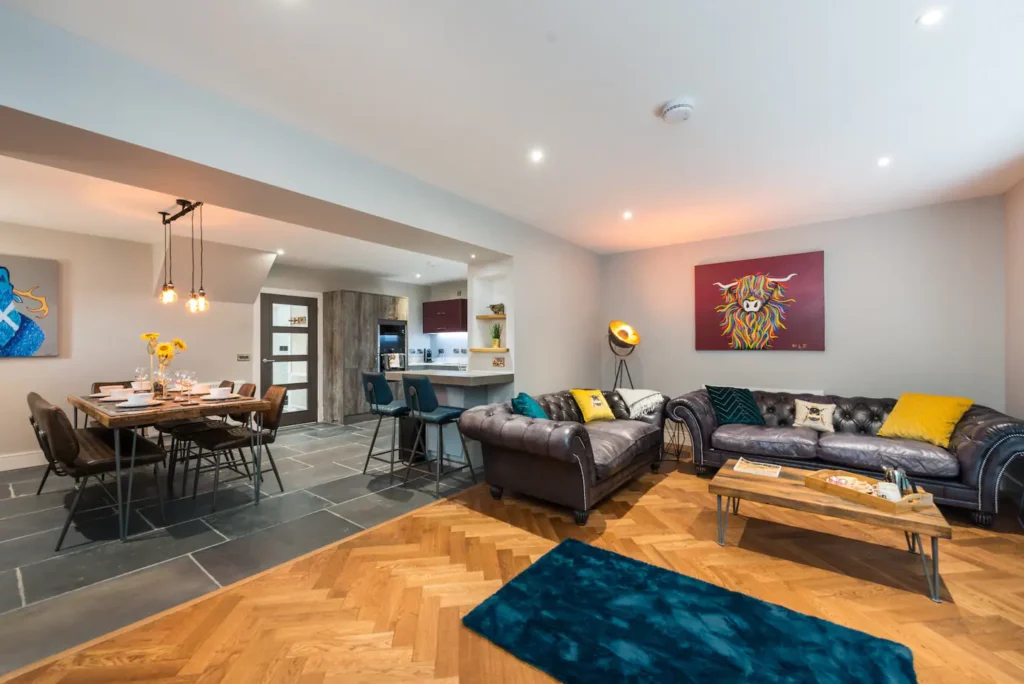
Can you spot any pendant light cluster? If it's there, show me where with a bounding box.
[158,199,209,313]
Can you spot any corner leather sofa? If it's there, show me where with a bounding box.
[459,391,668,524]
[667,390,1024,526]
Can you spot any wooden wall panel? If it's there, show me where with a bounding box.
[323,290,409,422]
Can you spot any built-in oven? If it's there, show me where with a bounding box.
[378,320,407,371]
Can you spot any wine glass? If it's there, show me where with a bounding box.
[180,371,196,402]
[134,367,148,382]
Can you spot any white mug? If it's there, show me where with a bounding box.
[875,482,902,502]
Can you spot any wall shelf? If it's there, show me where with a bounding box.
[475,314,506,320]
[470,347,509,353]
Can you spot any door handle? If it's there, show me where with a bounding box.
[262,358,274,364]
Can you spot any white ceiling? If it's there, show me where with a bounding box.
[7,0,1024,253]
[0,156,468,284]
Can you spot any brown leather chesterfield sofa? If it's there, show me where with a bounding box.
[667,389,1024,526]
[459,390,668,524]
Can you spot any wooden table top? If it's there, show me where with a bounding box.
[708,459,953,539]
[68,394,270,429]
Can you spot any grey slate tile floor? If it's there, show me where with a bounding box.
[0,419,480,675]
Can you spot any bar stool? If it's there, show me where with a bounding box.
[360,372,410,483]
[401,375,477,496]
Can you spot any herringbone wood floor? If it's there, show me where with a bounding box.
[5,461,1024,683]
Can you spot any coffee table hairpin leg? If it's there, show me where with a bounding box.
[912,533,942,603]
[717,495,737,546]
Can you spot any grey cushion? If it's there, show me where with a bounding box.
[585,420,661,480]
[711,424,819,460]
[817,433,960,478]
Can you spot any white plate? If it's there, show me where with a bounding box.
[200,394,241,401]
[115,400,163,409]
[89,392,109,398]
[99,395,134,402]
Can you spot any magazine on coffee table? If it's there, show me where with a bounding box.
[733,457,781,478]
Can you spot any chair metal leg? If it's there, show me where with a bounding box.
[123,431,139,539]
[113,429,125,542]
[154,464,166,524]
[211,450,222,512]
[192,448,204,500]
[265,446,284,492]
[35,464,52,495]
[56,476,88,552]
[362,415,383,474]
[403,423,425,486]
[181,442,191,496]
[239,450,252,479]
[436,424,444,498]
[389,416,398,485]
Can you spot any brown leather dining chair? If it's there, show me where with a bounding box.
[189,386,288,509]
[26,392,166,550]
[90,381,133,394]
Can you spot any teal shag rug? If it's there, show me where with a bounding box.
[463,538,916,683]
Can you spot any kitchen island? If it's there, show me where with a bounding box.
[384,369,514,465]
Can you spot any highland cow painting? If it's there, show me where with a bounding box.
[695,251,824,351]
[0,255,58,357]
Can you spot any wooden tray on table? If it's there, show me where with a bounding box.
[804,469,933,515]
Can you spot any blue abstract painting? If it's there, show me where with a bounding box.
[0,256,57,357]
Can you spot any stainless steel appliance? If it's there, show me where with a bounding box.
[378,320,407,371]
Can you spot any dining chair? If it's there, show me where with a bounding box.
[172,381,257,493]
[90,381,133,394]
[160,381,246,495]
[26,392,166,550]
[360,371,410,483]
[401,375,477,497]
[188,386,288,510]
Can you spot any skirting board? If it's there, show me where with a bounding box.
[0,450,45,472]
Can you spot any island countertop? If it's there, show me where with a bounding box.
[384,370,514,387]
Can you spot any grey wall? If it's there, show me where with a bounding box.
[600,197,1007,409]
[0,222,255,465]
[0,8,603,396]
[1005,180,1024,416]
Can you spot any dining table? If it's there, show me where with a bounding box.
[67,392,271,541]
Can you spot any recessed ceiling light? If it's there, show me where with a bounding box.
[916,8,945,26]
[470,254,476,259]
[415,273,422,279]
[528,148,545,164]
[622,210,634,221]
[877,156,892,168]
[276,249,285,255]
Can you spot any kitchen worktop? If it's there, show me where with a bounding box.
[384,369,513,387]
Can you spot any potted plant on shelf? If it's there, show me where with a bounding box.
[490,322,502,349]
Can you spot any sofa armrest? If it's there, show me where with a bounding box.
[948,407,1024,508]
[459,403,596,483]
[665,390,717,465]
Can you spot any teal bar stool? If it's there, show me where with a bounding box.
[361,371,410,483]
[401,375,477,496]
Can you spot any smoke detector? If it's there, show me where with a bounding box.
[660,98,694,123]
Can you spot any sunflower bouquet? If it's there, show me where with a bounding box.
[140,333,187,396]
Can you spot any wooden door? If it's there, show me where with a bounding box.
[260,293,319,426]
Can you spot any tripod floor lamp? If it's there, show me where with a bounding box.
[608,320,640,389]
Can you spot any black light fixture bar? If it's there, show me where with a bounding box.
[162,198,203,226]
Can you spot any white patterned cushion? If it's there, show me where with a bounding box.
[616,388,663,420]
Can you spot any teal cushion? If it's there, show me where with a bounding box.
[705,386,764,426]
[512,392,549,420]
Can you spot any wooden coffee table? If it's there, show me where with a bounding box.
[708,459,953,602]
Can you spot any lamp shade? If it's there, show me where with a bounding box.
[608,320,640,348]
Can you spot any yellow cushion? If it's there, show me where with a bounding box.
[570,389,615,423]
[877,393,973,448]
